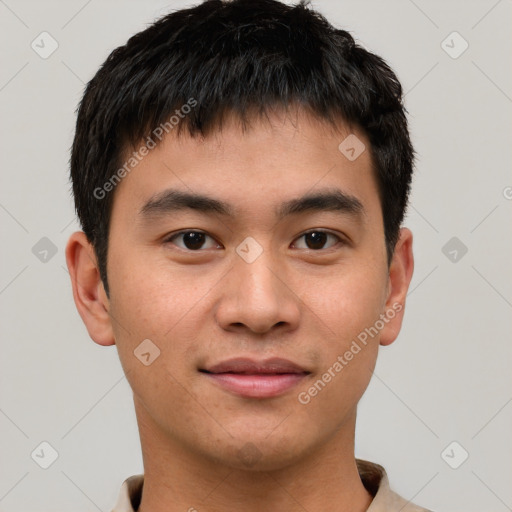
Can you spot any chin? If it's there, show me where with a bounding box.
[203,432,312,472]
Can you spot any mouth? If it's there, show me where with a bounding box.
[199,357,311,399]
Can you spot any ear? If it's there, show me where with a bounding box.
[379,228,414,347]
[65,231,115,346]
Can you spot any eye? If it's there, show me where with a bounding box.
[292,230,342,250]
[165,230,221,251]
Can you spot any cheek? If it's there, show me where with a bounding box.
[107,266,198,421]
[302,263,388,343]
[107,252,216,375]
[296,263,387,403]
[108,251,192,335]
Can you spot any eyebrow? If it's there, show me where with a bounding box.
[139,188,364,222]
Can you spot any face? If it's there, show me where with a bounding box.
[67,107,413,472]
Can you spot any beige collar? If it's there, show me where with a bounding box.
[111,459,432,512]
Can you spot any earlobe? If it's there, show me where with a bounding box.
[379,228,414,347]
[65,231,115,346]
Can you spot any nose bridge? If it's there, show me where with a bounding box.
[214,237,300,334]
[234,234,280,291]
[236,249,280,303]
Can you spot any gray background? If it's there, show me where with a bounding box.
[1,0,511,510]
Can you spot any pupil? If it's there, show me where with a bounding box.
[184,232,205,250]
[306,231,327,250]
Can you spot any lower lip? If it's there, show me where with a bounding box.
[203,372,308,398]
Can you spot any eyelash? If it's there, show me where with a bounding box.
[163,229,345,252]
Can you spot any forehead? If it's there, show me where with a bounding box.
[110,108,380,224]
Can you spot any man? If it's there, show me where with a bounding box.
[65,0,430,510]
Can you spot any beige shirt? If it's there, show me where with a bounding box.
[111,459,432,511]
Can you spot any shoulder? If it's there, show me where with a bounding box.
[356,459,434,512]
[111,474,144,512]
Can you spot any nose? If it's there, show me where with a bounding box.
[214,248,301,336]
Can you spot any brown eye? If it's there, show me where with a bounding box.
[167,231,220,251]
[293,230,341,250]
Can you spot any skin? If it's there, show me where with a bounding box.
[66,106,413,512]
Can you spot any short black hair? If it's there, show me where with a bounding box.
[70,0,415,298]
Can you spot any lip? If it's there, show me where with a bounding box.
[200,357,310,399]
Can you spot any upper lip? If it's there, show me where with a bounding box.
[201,357,310,374]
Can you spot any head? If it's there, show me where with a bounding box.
[66,0,414,471]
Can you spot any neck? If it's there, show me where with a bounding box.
[134,397,373,512]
